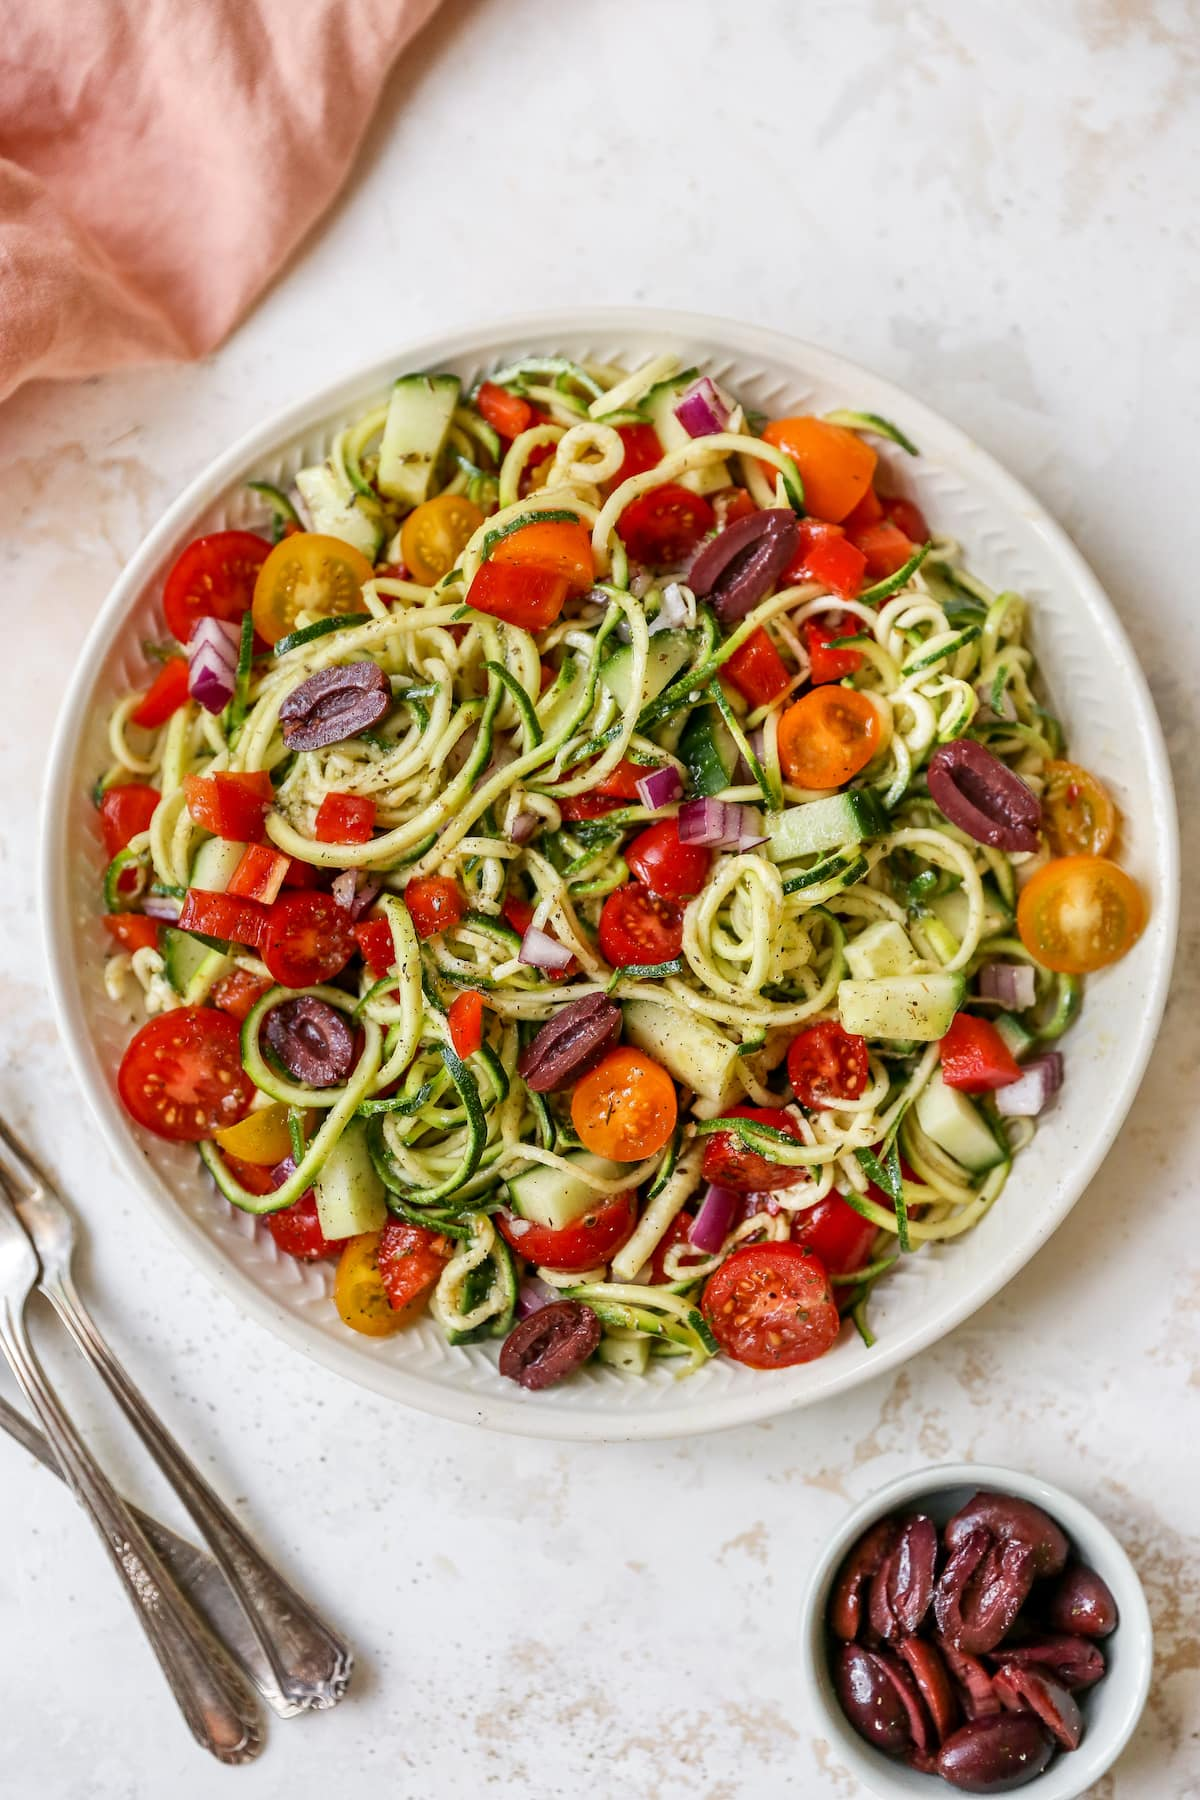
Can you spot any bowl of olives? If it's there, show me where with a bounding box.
[800,1464,1152,1797]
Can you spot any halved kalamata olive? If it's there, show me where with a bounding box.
[687,508,799,623]
[1045,1564,1118,1638]
[516,993,622,1093]
[945,1492,1069,1578]
[991,1635,1105,1690]
[280,660,391,751]
[833,1643,913,1758]
[934,1526,992,1647]
[927,741,1042,854]
[888,1513,939,1636]
[958,1540,1037,1655]
[869,1544,902,1640]
[263,996,355,1087]
[829,1518,900,1641]
[498,1300,601,1390]
[992,1663,1083,1751]
[935,1715,1054,1792]
[939,1640,1002,1719]
[875,1649,933,1755]
[897,1636,960,1743]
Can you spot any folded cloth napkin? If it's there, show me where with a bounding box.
[0,0,441,404]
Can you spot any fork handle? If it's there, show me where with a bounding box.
[45,1271,351,1714]
[0,1297,262,1764]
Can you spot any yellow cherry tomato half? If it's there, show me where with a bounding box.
[571,1047,678,1162]
[333,1232,406,1337]
[1041,760,1117,858]
[251,532,375,646]
[212,1102,294,1166]
[1017,855,1145,974]
[399,494,485,587]
[777,686,884,790]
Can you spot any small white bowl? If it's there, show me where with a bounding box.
[800,1463,1153,1799]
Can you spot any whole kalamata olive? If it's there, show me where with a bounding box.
[498,1300,601,1390]
[945,1492,1069,1578]
[833,1643,913,1759]
[1045,1564,1118,1638]
[927,741,1042,854]
[829,1518,899,1641]
[263,996,355,1087]
[516,993,622,1093]
[897,1636,960,1744]
[992,1663,1083,1751]
[991,1635,1105,1690]
[687,508,799,622]
[936,1715,1054,1792]
[888,1513,939,1637]
[280,660,391,751]
[939,1640,1001,1720]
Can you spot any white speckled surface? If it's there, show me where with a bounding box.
[0,2,1197,1794]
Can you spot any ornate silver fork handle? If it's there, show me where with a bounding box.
[0,1118,351,1716]
[0,1235,262,1763]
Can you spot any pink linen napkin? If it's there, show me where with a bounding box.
[0,0,441,404]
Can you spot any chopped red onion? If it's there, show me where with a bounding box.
[649,581,694,635]
[140,894,183,922]
[187,616,239,713]
[736,810,768,851]
[995,1053,1063,1117]
[677,797,750,849]
[636,765,683,811]
[510,811,540,845]
[331,871,357,911]
[689,1184,739,1253]
[674,376,733,439]
[516,1273,556,1316]
[350,877,381,919]
[978,962,1037,1010]
[519,925,573,971]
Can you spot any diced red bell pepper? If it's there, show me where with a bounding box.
[558,757,648,818]
[177,887,270,950]
[722,627,791,708]
[403,877,466,940]
[211,967,273,1022]
[476,381,534,440]
[99,783,160,859]
[939,1013,1022,1093]
[184,770,274,841]
[282,856,325,889]
[803,615,863,685]
[712,486,758,529]
[848,519,914,580]
[447,989,485,1059]
[131,658,190,729]
[464,560,570,631]
[226,844,291,905]
[785,520,866,598]
[314,792,376,845]
[842,486,885,532]
[102,914,160,953]
[354,917,396,978]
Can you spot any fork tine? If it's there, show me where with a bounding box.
[0,1114,54,1200]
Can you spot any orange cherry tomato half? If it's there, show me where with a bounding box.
[759,418,876,524]
[571,1047,678,1162]
[490,518,595,596]
[702,1243,840,1369]
[251,532,375,646]
[777,687,883,789]
[1041,761,1117,858]
[1017,856,1145,974]
[334,1233,406,1336]
[117,1006,255,1142]
[400,494,485,587]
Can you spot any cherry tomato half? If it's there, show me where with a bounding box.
[1041,761,1117,858]
[701,1104,807,1192]
[99,783,159,859]
[939,1013,1021,1092]
[376,1220,452,1314]
[251,532,375,646]
[261,891,356,987]
[163,530,271,646]
[571,1047,678,1162]
[759,418,876,524]
[702,1242,840,1368]
[791,1194,877,1277]
[787,1021,870,1110]
[117,1007,255,1141]
[619,484,714,566]
[777,687,883,790]
[612,423,663,486]
[334,1233,404,1337]
[598,884,684,966]
[1017,856,1145,974]
[400,495,484,586]
[267,1192,342,1261]
[625,819,712,901]
[498,1191,636,1274]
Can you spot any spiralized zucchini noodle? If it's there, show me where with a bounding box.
[95,350,1086,1382]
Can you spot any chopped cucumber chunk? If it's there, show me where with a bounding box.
[844,921,919,982]
[679,703,738,796]
[767,790,886,862]
[915,1072,1007,1173]
[294,464,384,559]
[314,1119,388,1240]
[600,629,692,713]
[622,999,742,1108]
[506,1151,626,1233]
[377,373,460,508]
[161,929,232,1004]
[189,837,245,892]
[837,972,966,1041]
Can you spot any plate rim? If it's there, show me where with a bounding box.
[39,305,1180,1441]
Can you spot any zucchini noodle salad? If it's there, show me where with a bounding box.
[95,351,1147,1390]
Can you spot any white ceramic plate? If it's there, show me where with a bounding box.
[41,309,1178,1441]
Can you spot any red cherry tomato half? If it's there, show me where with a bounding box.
[625,819,712,901]
[99,783,160,859]
[476,381,534,440]
[701,1104,807,1192]
[702,1243,840,1368]
[497,1190,637,1274]
[163,530,271,646]
[787,1020,870,1109]
[791,1194,877,1277]
[938,1013,1021,1093]
[598,884,685,966]
[618,484,714,566]
[267,1192,342,1260]
[376,1220,452,1314]
[261,891,356,987]
[612,423,663,486]
[117,1006,255,1142]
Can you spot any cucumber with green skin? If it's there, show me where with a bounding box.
[679,703,738,796]
[600,629,693,713]
[189,837,245,891]
[915,1071,1008,1173]
[641,370,731,496]
[844,920,919,982]
[622,999,742,1109]
[314,1118,388,1240]
[767,789,886,862]
[506,1150,627,1233]
[161,928,232,1005]
[377,373,460,508]
[294,463,385,559]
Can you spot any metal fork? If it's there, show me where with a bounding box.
[0,1185,263,1762]
[0,1117,351,1717]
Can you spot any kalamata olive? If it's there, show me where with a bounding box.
[939,1640,1001,1720]
[936,1715,1054,1792]
[927,741,1042,854]
[959,1540,1037,1655]
[897,1636,960,1743]
[833,1643,913,1758]
[934,1526,991,1646]
[498,1300,601,1390]
[876,1649,933,1754]
[869,1545,902,1640]
[992,1663,1083,1751]
[280,660,391,751]
[263,996,355,1087]
[829,1518,899,1641]
[888,1513,939,1636]
[1045,1564,1118,1638]
[991,1635,1105,1690]
[945,1491,1069,1578]
[687,508,799,622]
[516,993,622,1093]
